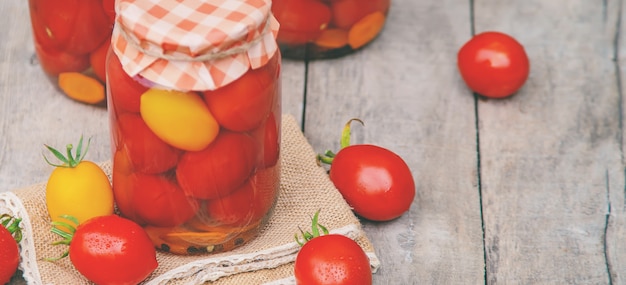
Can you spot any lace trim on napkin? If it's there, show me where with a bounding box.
[0,191,44,285]
[147,224,381,285]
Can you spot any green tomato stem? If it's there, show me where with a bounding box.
[340,118,364,149]
[45,215,80,262]
[0,214,22,243]
[43,136,91,168]
[294,210,329,246]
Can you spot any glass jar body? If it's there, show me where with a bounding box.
[106,50,282,255]
[28,0,114,106]
[272,0,390,60]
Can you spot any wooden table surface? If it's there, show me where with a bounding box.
[3,0,626,284]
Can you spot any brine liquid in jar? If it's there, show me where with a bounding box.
[28,0,114,106]
[107,0,282,255]
[271,0,390,60]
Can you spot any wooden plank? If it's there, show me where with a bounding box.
[609,1,626,283]
[303,0,485,283]
[475,0,624,283]
[280,59,306,127]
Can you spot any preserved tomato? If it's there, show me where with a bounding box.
[272,0,390,59]
[28,0,113,106]
[107,0,281,255]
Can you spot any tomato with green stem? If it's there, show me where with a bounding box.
[457,31,530,98]
[47,215,157,285]
[294,211,372,285]
[44,136,115,228]
[318,119,415,221]
[0,214,22,284]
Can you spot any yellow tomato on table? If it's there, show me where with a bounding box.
[44,137,114,227]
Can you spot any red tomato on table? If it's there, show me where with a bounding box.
[457,31,530,98]
[0,215,21,284]
[329,144,415,221]
[63,215,157,285]
[319,119,415,221]
[295,234,371,285]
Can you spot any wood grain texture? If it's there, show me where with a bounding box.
[303,0,485,283]
[475,0,624,283]
[3,0,626,284]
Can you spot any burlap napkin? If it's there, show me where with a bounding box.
[0,114,380,285]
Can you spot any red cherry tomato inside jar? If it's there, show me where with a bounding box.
[457,31,530,98]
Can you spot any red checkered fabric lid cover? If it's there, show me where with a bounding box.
[112,0,279,91]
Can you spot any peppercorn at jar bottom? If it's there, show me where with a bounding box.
[272,0,390,60]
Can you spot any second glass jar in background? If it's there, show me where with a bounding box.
[28,0,114,106]
[271,0,391,60]
[107,0,282,255]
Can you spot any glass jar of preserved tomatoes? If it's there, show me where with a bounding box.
[271,0,390,60]
[107,0,282,255]
[28,0,114,106]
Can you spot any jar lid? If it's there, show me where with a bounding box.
[112,0,279,91]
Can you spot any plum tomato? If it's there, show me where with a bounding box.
[294,211,372,285]
[319,119,415,221]
[32,0,111,55]
[126,173,199,227]
[329,144,415,221]
[0,215,22,285]
[29,0,80,50]
[295,235,372,285]
[52,215,157,285]
[112,150,146,224]
[89,38,110,82]
[457,31,530,98]
[44,137,115,228]
[272,0,332,44]
[203,55,278,132]
[176,131,257,200]
[115,113,181,174]
[34,43,90,76]
[106,51,150,113]
[204,168,278,226]
[330,0,390,29]
[249,112,280,168]
[140,89,220,151]
[102,0,116,23]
